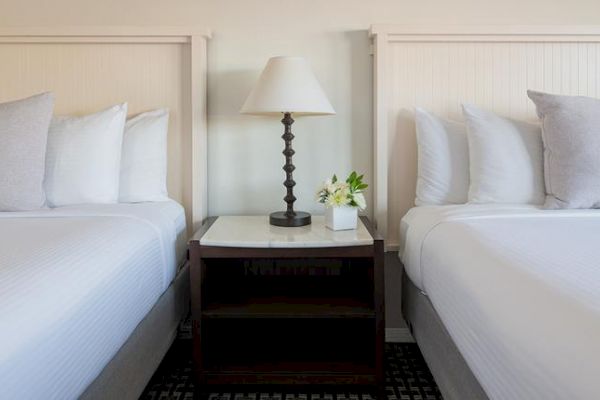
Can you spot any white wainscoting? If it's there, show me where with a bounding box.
[370,26,600,249]
[0,27,210,232]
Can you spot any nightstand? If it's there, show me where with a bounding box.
[189,216,384,393]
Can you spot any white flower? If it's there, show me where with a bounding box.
[316,174,368,208]
[353,192,367,210]
[326,189,351,207]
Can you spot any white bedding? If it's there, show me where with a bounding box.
[0,200,186,399]
[399,205,600,400]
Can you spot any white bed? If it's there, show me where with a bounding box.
[400,205,600,400]
[0,200,187,399]
[368,26,600,399]
[0,27,209,399]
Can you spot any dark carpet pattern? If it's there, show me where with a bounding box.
[141,341,442,400]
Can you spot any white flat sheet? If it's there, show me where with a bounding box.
[399,205,600,400]
[0,200,186,400]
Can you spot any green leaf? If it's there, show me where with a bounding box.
[332,174,337,183]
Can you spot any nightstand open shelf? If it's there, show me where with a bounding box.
[202,297,375,319]
[189,216,384,392]
[201,317,376,384]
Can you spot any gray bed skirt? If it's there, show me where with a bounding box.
[402,271,489,400]
[81,263,190,400]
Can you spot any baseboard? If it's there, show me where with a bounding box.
[385,328,414,343]
[385,243,400,252]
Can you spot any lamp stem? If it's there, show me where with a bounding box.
[281,112,296,216]
[268,112,310,227]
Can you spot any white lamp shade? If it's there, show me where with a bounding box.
[241,56,335,116]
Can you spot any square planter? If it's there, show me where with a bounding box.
[325,206,358,231]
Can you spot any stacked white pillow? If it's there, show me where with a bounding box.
[43,103,170,207]
[119,109,170,203]
[414,108,469,205]
[45,104,128,207]
[415,105,545,206]
[462,104,545,205]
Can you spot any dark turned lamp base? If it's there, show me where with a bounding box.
[269,211,311,227]
[269,112,312,228]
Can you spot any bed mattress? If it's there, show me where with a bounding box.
[399,204,600,400]
[0,200,186,399]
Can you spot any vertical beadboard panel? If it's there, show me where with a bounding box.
[383,39,600,247]
[589,44,598,97]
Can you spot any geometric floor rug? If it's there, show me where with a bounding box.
[141,340,442,400]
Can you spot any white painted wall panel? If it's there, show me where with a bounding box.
[0,30,209,231]
[375,32,600,247]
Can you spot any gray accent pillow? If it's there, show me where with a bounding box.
[0,93,54,211]
[528,90,600,209]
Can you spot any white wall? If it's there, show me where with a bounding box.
[4,0,600,218]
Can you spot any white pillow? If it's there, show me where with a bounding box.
[119,109,170,203]
[0,92,54,211]
[462,104,545,204]
[415,108,469,205]
[45,103,127,207]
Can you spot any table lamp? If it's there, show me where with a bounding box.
[241,56,335,227]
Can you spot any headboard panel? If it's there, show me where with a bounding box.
[0,27,210,233]
[370,25,600,249]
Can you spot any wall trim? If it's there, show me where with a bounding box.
[386,243,400,252]
[386,328,414,343]
[370,24,600,41]
[0,26,211,39]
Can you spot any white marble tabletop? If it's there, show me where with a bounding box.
[199,216,374,248]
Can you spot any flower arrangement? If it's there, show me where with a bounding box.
[316,171,368,210]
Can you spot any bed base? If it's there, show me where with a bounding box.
[402,271,489,400]
[81,263,190,400]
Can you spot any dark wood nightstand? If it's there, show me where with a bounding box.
[189,215,384,394]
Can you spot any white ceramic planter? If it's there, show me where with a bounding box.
[325,205,358,231]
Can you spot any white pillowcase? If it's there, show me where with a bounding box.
[415,108,469,205]
[45,103,127,207]
[462,104,545,204]
[0,92,54,211]
[119,109,170,203]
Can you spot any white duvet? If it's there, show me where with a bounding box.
[400,205,600,400]
[0,201,186,400]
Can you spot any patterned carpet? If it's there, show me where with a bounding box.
[141,340,442,400]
